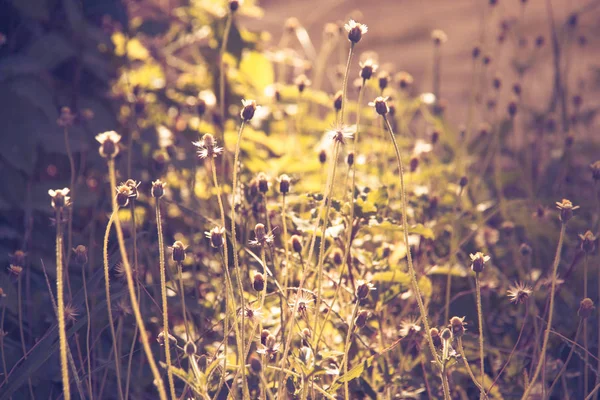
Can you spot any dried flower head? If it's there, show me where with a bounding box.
[249,223,274,247]
[278,174,291,194]
[260,329,270,346]
[170,241,187,263]
[449,316,466,337]
[579,231,597,254]
[64,303,79,323]
[377,71,390,91]
[344,20,368,44]
[184,340,197,356]
[115,184,133,207]
[257,172,269,194]
[253,272,265,292]
[205,226,226,248]
[369,96,389,116]
[399,317,422,337]
[151,179,167,198]
[229,0,241,12]
[192,133,223,159]
[470,252,490,273]
[73,245,88,266]
[356,279,375,300]
[359,59,378,80]
[354,309,371,328]
[319,149,327,164]
[327,126,354,146]
[8,265,23,277]
[257,333,280,360]
[431,29,448,45]
[396,71,414,90]
[95,131,121,158]
[331,248,344,266]
[289,291,314,315]
[124,179,140,200]
[579,298,595,318]
[157,331,177,347]
[440,328,453,341]
[48,188,71,210]
[291,235,303,254]
[242,305,263,323]
[241,99,257,121]
[430,327,442,349]
[507,281,533,304]
[333,90,343,111]
[555,199,579,223]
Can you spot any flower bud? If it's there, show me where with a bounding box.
[430,328,442,349]
[440,328,453,341]
[73,245,88,266]
[257,173,269,194]
[151,180,166,198]
[171,241,186,263]
[240,99,257,121]
[291,235,303,254]
[356,280,372,300]
[333,91,343,111]
[579,298,595,319]
[184,341,197,356]
[354,310,370,328]
[332,249,343,266]
[449,316,466,338]
[253,272,265,292]
[345,20,367,44]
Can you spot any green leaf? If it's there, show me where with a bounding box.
[366,186,389,209]
[409,223,435,239]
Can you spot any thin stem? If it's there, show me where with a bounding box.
[125,200,141,400]
[63,127,76,271]
[457,337,485,394]
[108,159,168,400]
[56,211,71,400]
[382,115,439,365]
[103,212,124,400]
[281,194,290,309]
[441,368,451,400]
[584,253,589,396]
[219,12,233,130]
[156,198,177,400]
[339,44,355,125]
[341,300,360,400]
[82,263,93,400]
[475,273,485,399]
[177,262,191,340]
[547,320,582,396]
[521,222,566,400]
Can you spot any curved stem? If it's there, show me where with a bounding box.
[103,212,124,400]
[475,273,485,399]
[56,211,71,400]
[457,337,485,394]
[382,116,439,365]
[108,159,168,400]
[339,44,355,125]
[521,222,566,400]
[547,320,582,396]
[156,199,177,399]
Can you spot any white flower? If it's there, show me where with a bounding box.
[326,125,355,145]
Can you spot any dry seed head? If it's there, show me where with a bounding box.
[184,340,196,356]
[347,151,355,167]
[327,126,354,146]
[115,184,133,207]
[519,243,532,256]
[48,188,71,210]
[253,272,265,292]
[73,245,88,266]
[151,179,166,198]
[206,226,225,248]
[555,198,579,223]
[356,279,374,300]
[228,0,241,12]
[459,176,469,188]
[354,310,370,328]
[507,281,532,304]
[250,357,262,373]
[449,316,466,337]
[331,248,344,266]
[579,298,595,318]
[319,149,327,164]
[470,252,490,273]
[257,172,269,194]
[410,157,419,172]
[95,131,121,159]
[430,327,442,349]
[344,20,368,44]
[170,241,187,262]
[8,265,23,277]
[472,46,481,59]
[359,59,377,80]
[396,71,413,90]
[192,133,223,159]
[377,71,390,91]
[440,328,453,341]
[240,99,257,121]
[10,250,26,267]
[260,329,270,346]
[157,331,176,347]
[278,174,291,194]
[369,96,389,116]
[125,179,140,200]
[579,231,597,253]
[64,303,79,323]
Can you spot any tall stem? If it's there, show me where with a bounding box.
[56,211,71,400]
[382,116,439,364]
[81,263,93,400]
[339,44,355,125]
[475,273,485,400]
[584,253,589,395]
[177,262,191,339]
[521,222,566,400]
[547,320,582,396]
[156,199,177,399]
[219,12,233,132]
[457,337,485,393]
[63,126,76,271]
[108,159,168,400]
[103,212,124,400]
[341,300,360,400]
[125,200,141,400]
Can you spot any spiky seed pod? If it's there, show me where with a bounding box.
[344,20,367,44]
[95,131,121,159]
[125,179,140,200]
[431,29,448,45]
[206,226,225,248]
[49,188,71,211]
[240,99,257,121]
[257,173,269,194]
[151,180,166,199]
[115,184,132,207]
[356,280,373,300]
[579,231,597,254]
[295,74,311,93]
[369,96,389,116]
[359,59,377,81]
[10,250,26,267]
[470,252,490,273]
[410,157,419,172]
[171,241,186,263]
[555,199,579,223]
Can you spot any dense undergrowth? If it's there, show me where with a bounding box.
[1,0,600,399]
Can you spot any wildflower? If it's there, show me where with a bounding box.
[57,107,75,128]
[449,316,466,337]
[157,331,177,347]
[253,272,265,292]
[359,59,377,80]
[249,223,274,247]
[151,179,166,198]
[507,282,533,304]
[115,184,133,207]
[260,329,270,346]
[356,279,375,300]
[295,74,311,93]
[399,317,422,337]
[48,188,71,210]
[354,310,370,328]
[291,235,303,254]
[95,131,121,158]
[344,20,368,44]
[579,298,595,319]
[242,305,263,324]
[8,265,23,277]
[301,328,312,346]
[64,303,79,323]
[184,341,197,356]
[430,327,442,349]
[256,172,269,194]
[73,245,88,266]
[590,160,600,181]
[369,96,389,116]
[431,29,448,45]
[124,179,140,200]
[327,126,354,145]
[555,199,579,223]
[278,174,291,194]
[470,252,490,273]
[290,291,314,315]
[205,226,226,248]
[257,333,280,360]
[579,231,597,253]
[9,250,26,267]
[240,99,257,121]
[170,241,187,263]
[192,133,223,159]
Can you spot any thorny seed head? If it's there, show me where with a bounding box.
[291,235,303,254]
[151,179,166,199]
[354,310,370,328]
[64,303,79,323]
[579,231,597,254]
[449,316,466,337]
[359,59,377,80]
[507,281,533,304]
[170,241,187,263]
[399,317,422,338]
[470,252,490,273]
[589,160,600,181]
[240,99,257,121]
[333,90,343,111]
[579,298,595,319]
[257,172,269,194]
[431,29,448,45]
[48,188,71,211]
[192,133,223,159]
[327,126,354,146]
[278,174,291,194]
[344,20,368,44]
[73,245,88,266]
[243,306,263,323]
[95,131,121,159]
[369,96,389,116]
[205,226,225,248]
[555,198,579,223]
[57,107,75,128]
[115,184,133,207]
[253,272,265,292]
[125,179,140,200]
[430,328,442,349]
[356,279,374,300]
[295,74,311,93]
